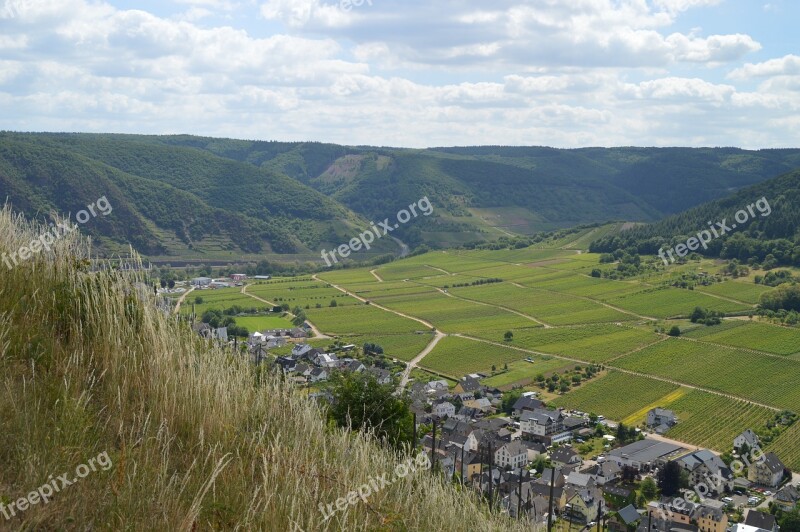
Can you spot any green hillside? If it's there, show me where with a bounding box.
[2,132,800,262]
[591,167,800,266]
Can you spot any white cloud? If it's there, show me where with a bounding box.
[729,54,800,79]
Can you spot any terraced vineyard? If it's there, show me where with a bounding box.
[664,392,776,452]
[253,245,800,471]
[466,324,662,363]
[613,339,800,411]
[420,335,527,377]
[685,321,800,355]
[552,372,680,421]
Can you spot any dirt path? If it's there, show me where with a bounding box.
[369,269,384,282]
[399,331,446,390]
[172,286,195,315]
[313,274,443,387]
[411,280,553,328]
[425,265,454,276]
[240,284,330,340]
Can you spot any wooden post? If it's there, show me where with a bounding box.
[488,441,493,511]
[547,466,556,532]
[431,420,437,473]
[517,466,524,519]
[460,443,465,487]
[412,412,417,453]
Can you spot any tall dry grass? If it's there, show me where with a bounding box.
[0,206,531,531]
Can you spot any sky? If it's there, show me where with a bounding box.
[0,0,798,148]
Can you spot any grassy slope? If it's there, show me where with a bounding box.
[0,208,525,531]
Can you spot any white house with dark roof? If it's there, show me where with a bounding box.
[495,441,529,469]
[747,452,786,488]
[646,408,677,434]
[432,399,456,418]
[521,408,565,438]
[734,429,760,452]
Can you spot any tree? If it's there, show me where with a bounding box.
[657,461,682,497]
[194,296,204,305]
[501,389,522,416]
[668,325,681,337]
[328,372,414,450]
[160,279,167,289]
[641,477,659,500]
[168,280,175,289]
[591,268,602,278]
[504,331,514,341]
[330,299,338,307]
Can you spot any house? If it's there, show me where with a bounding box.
[211,327,228,342]
[747,452,786,488]
[253,275,271,280]
[513,393,544,417]
[693,504,728,532]
[743,510,779,532]
[521,409,565,439]
[230,273,247,281]
[340,359,366,373]
[775,484,800,512]
[505,488,549,523]
[520,440,547,462]
[676,449,734,495]
[432,400,456,419]
[454,406,480,422]
[292,344,313,357]
[734,429,760,452]
[646,408,677,434]
[609,504,643,532]
[289,327,307,339]
[608,439,686,471]
[647,499,696,529]
[550,447,583,468]
[309,367,328,383]
[454,376,483,394]
[368,367,392,385]
[275,356,297,373]
[425,380,450,393]
[495,441,529,470]
[582,460,621,485]
[565,487,605,524]
[566,471,596,491]
[463,397,494,413]
[191,277,212,286]
[314,352,339,368]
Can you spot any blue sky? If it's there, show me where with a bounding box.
[0,0,798,148]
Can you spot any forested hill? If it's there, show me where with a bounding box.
[1,132,800,260]
[590,168,800,266]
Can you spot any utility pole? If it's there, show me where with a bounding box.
[596,501,602,532]
[487,441,493,511]
[517,466,524,519]
[412,413,417,453]
[460,443,465,487]
[431,420,437,473]
[547,466,556,532]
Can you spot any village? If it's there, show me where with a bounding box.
[244,332,797,532]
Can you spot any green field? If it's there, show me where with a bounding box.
[552,372,680,421]
[253,248,800,471]
[420,336,527,377]
[685,321,800,356]
[606,285,752,318]
[234,315,294,331]
[480,358,575,389]
[181,287,269,316]
[613,338,800,411]
[696,281,773,305]
[664,391,775,452]
[467,324,662,363]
